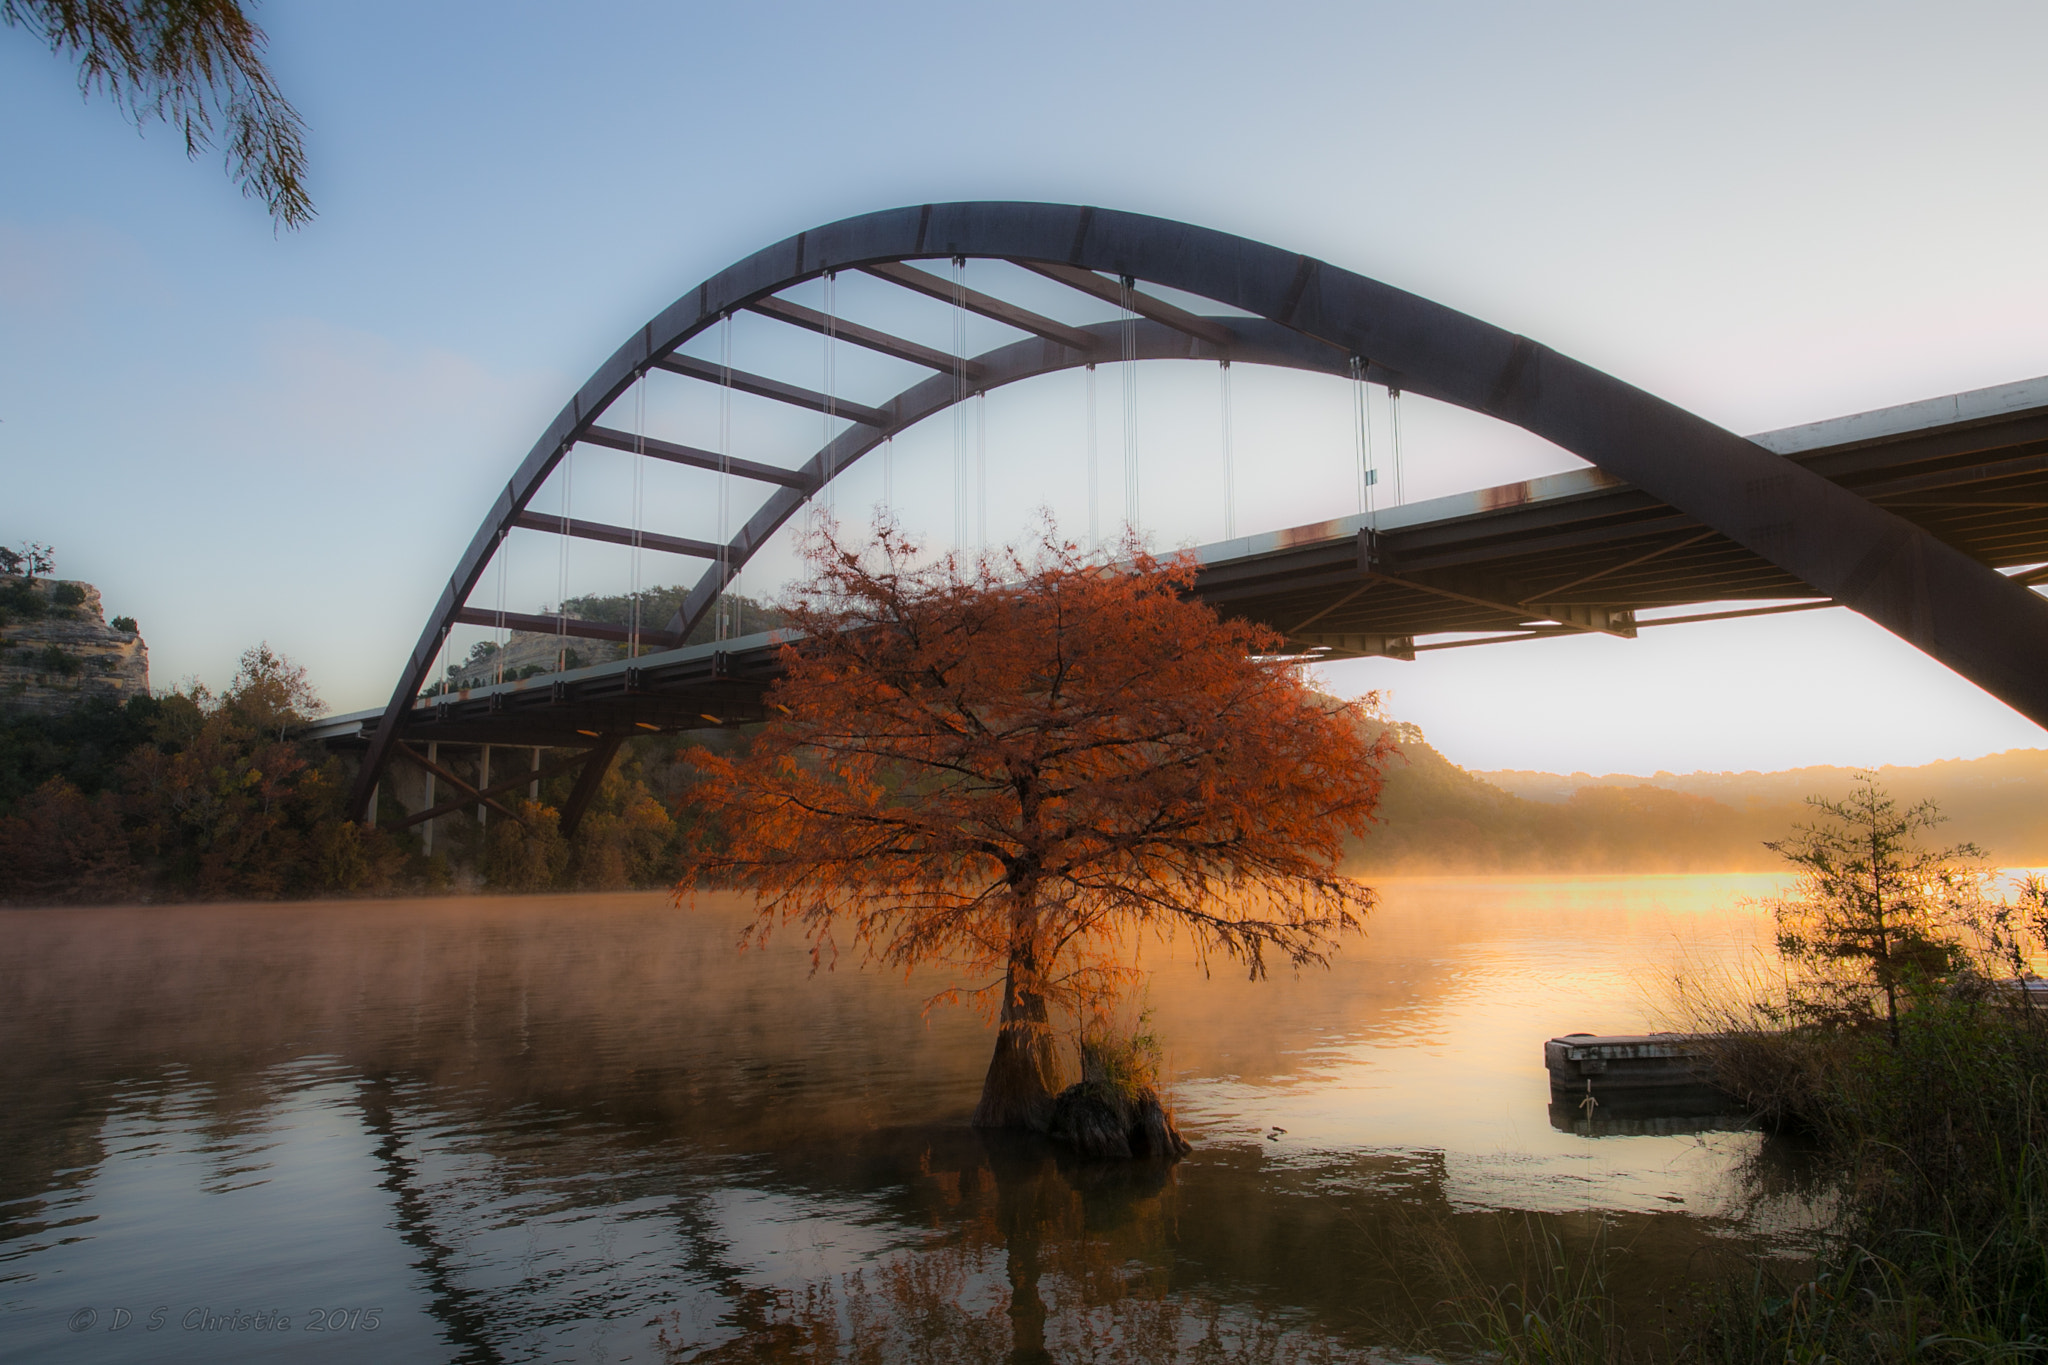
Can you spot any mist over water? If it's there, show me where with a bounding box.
[1,879,1820,1362]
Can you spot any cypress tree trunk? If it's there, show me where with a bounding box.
[971,925,1064,1131]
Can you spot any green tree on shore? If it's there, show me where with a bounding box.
[0,642,705,902]
[1765,773,1980,1043]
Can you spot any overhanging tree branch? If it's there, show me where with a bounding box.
[6,0,313,227]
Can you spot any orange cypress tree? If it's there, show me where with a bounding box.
[677,519,1391,1131]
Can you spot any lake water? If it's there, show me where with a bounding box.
[0,877,1827,1363]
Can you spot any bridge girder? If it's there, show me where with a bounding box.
[346,203,2048,821]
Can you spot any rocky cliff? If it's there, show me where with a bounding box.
[0,578,149,715]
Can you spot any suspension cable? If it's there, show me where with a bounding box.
[1085,362,1098,553]
[1351,355,1374,519]
[1120,275,1138,533]
[1389,385,1405,507]
[820,270,837,516]
[717,311,733,642]
[556,433,574,671]
[882,434,894,514]
[1219,360,1235,540]
[952,256,968,552]
[976,390,987,551]
[493,527,508,685]
[630,372,646,658]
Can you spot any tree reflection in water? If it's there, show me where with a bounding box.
[0,888,1815,1363]
[665,1133,1386,1365]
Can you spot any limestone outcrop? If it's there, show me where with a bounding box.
[444,629,606,691]
[0,578,149,715]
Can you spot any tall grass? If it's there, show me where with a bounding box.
[1708,994,2048,1361]
[1421,984,2048,1363]
[1075,1011,1164,1108]
[1417,1218,1645,1365]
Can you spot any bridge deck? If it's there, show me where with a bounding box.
[301,631,792,750]
[1202,372,2048,657]
[307,373,2048,752]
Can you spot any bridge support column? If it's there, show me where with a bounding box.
[423,741,438,856]
[561,738,622,839]
[529,747,540,803]
[478,745,491,829]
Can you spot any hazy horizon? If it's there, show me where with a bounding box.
[1470,746,2048,783]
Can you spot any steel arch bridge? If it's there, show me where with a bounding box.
[334,201,2048,829]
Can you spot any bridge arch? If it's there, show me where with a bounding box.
[348,202,2048,817]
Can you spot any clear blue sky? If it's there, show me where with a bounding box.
[5,0,2046,775]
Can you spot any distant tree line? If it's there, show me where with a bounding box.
[2,655,1931,902]
[0,643,721,903]
[3,635,2016,901]
[1349,723,1799,874]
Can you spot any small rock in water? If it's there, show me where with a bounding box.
[1049,1082,1132,1159]
[1048,1081,1191,1160]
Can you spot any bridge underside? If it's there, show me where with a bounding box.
[325,641,785,750]
[307,370,2048,797]
[1206,373,2048,658]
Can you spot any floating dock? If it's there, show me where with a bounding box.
[1543,1033,1749,1136]
[1544,1033,1712,1091]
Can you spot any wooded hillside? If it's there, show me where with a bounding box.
[1357,726,2048,873]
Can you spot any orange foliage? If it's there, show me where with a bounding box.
[0,777,134,902]
[677,519,1391,1128]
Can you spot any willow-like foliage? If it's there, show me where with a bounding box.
[6,0,311,227]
